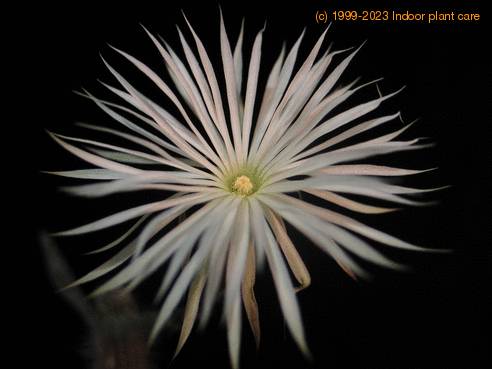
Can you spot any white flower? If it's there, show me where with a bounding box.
[48,13,444,369]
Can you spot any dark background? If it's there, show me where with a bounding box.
[13,0,489,368]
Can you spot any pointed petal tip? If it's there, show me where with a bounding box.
[72,89,85,97]
[138,22,149,32]
[355,77,386,92]
[427,184,452,192]
[99,53,112,71]
[83,249,103,256]
[56,285,71,294]
[59,186,77,195]
[175,24,183,36]
[300,342,313,362]
[396,239,452,253]
[326,21,333,32]
[97,79,114,92]
[45,129,56,138]
[171,350,180,362]
[197,316,208,331]
[141,24,158,43]
[58,278,85,292]
[88,289,102,299]
[261,19,267,32]
[380,207,401,213]
[418,246,453,254]
[419,167,439,174]
[172,340,186,361]
[51,229,73,237]
[219,6,225,23]
[332,45,355,56]
[107,44,127,58]
[148,327,160,347]
[181,9,190,25]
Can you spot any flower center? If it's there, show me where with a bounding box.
[224,165,264,196]
[232,175,254,196]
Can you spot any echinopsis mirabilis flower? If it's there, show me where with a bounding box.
[48,14,443,368]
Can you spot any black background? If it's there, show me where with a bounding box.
[13,0,489,368]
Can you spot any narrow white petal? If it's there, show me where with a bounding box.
[264,208,311,290]
[133,204,190,260]
[78,121,212,179]
[241,242,260,348]
[149,229,217,343]
[64,173,219,198]
[54,132,185,171]
[293,113,400,161]
[182,13,237,167]
[149,197,240,342]
[265,194,446,252]
[54,192,217,236]
[306,190,397,214]
[250,198,310,356]
[224,200,251,317]
[110,42,214,146]
[264,175,433,206]
[91,196,229,296]
[276,26,330,106]
[268,141,425,184]
[88,149,158,165]
[220,12,243,161]
[77,90,185,157]
[306,43,365,110]
[270,86,402,171]
[316,164,431,176]
[249,29,306,158]
[101,57,222,177]
[233,19,245,99]
[86,215,150,255]
[275,205,405,270]
[44,169,127,180]
[48,132,141,175]
[260,195,369,279]
[154,237,193,301]
[295,88,405,158]
[254,27,329,159]
[259,78,383,172]
[196,199,241,327]
[319,221,407,270]
[241,28,263,161]
[227,292,242,369]
[149,33,231,173]
[63,241,135,289]
[255,44,285,131]
[168,29,234,171]
[259,48,333,153]
[174,28,218,124]
[174,267,207,358]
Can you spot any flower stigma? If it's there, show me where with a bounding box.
[232,175,254,196]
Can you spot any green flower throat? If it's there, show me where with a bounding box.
[224,166,265,197]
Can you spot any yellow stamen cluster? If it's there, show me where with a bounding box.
[232,175,254,196]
